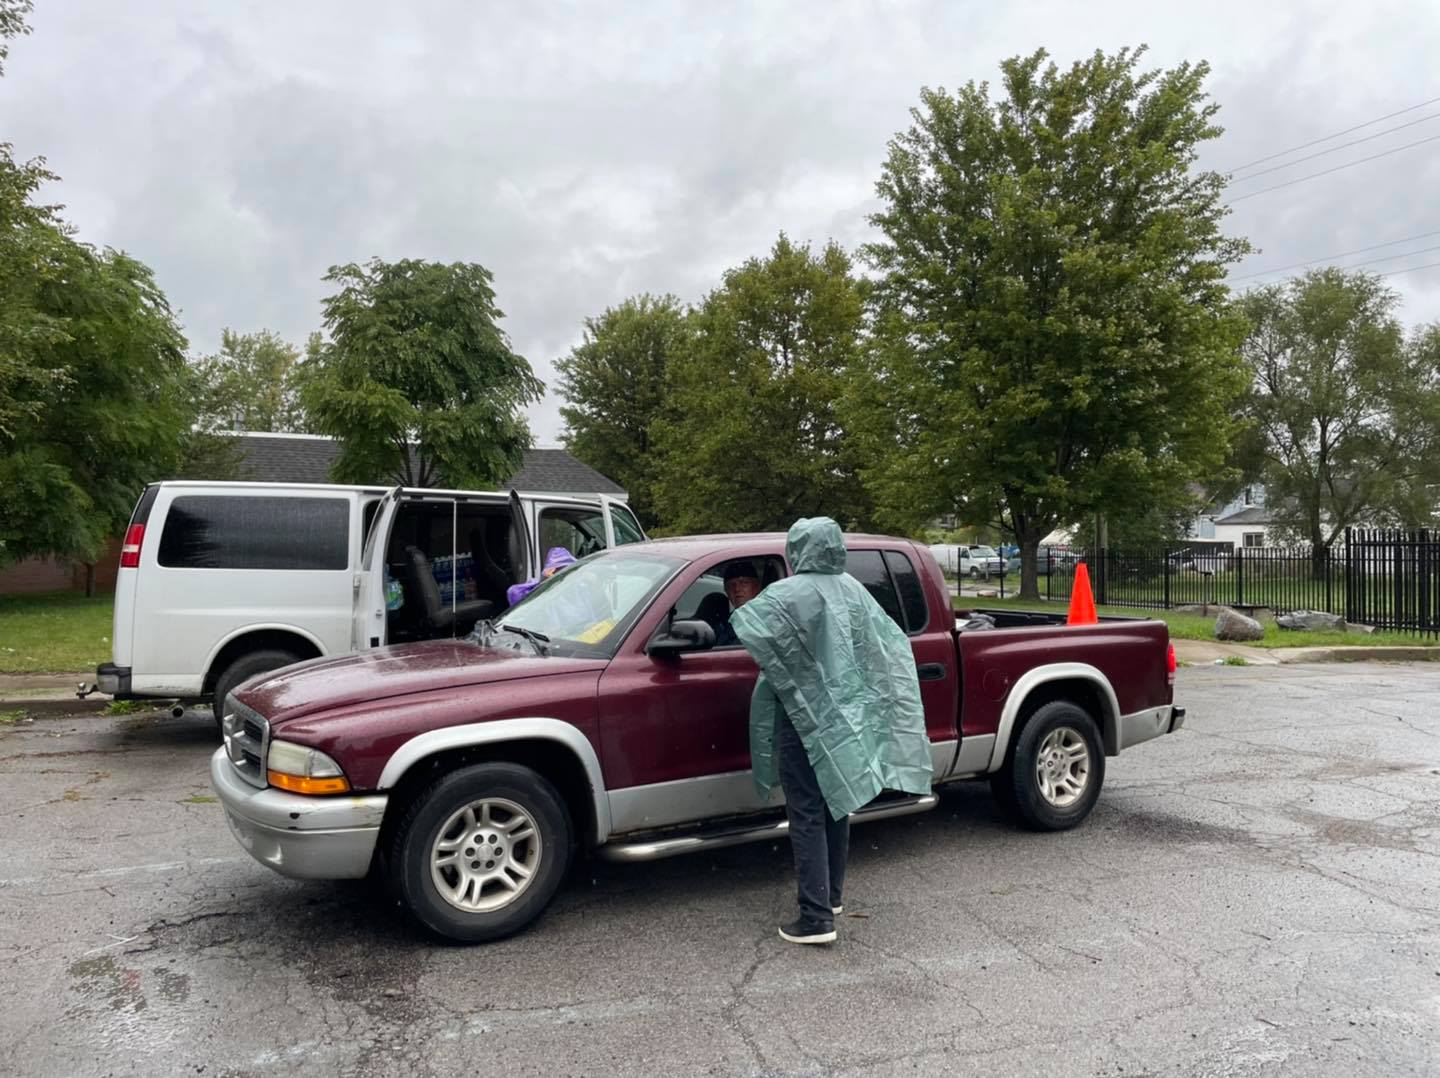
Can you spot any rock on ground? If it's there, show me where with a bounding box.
[1215,606,1264,641]
[1276,610,1346,632]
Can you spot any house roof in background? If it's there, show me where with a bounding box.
[226,433,627,496]
[1214,506,1274,526]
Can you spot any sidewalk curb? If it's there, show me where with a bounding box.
[1174,639,1440,667]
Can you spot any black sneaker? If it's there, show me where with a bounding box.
[778,918,836,945]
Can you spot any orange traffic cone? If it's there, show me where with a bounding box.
[1067,562,1098,625]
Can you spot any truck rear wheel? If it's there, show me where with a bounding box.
[389,762,572,943]
[212,648,301,733]
[991,700,1104,831]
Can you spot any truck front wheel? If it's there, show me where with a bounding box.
[991,701,1105,831]
[389,762,573,943]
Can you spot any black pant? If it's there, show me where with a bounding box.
[777,715,850,925]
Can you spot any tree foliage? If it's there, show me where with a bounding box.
[556,295,687,528]
[652,235,872,533]
[0,220,190,565]
[854,47,1250,597]
[192,328,309,434]
[1240,269,1440,553]
[0,2,193,571]
[299,258,543,488]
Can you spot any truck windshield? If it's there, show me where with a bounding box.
[972,546,997,558]
[497,552,683,657]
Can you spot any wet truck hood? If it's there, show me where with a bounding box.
[232,640,607,725]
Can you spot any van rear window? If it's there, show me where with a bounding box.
[158,496,349,570]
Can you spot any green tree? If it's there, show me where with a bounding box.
[0,238,191,586]
[856,48,1250,598]
[1240,269,1440,568]
[653,235,872,533]
[299,257,543,488]
[0,0,193,590]
[192,328,309,433]
[556,295,687,528]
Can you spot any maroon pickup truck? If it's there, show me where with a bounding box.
[211,533,1182,942]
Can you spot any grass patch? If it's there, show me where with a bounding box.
[956,595,1437,650]
[182,794,218,805]
[1222,656,1249,667]
[0,708,27,725]
[104,699,145,715]
[0,592,114,674]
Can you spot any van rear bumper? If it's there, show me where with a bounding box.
[95,663,131,697]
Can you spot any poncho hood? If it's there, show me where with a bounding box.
[787,517,847,575]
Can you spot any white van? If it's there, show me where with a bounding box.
[92,481,646,722]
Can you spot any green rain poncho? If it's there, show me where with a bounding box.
[731,517,933,820]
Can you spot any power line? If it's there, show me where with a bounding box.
[1226,133,1440,203]
[1231,229,1440,281]
[1376,259,1440,278]
[1228,112,1440,182]
[1224,94,1440,174]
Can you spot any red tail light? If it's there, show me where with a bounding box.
[120,524,145,568]
[1166,642,1177,684]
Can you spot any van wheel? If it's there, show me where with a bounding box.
[211,648,301,732]
[968,567,980,580]
[990,701,1105,831]
[389,762,572,943]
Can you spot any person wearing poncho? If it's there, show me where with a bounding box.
[731,517,933,945]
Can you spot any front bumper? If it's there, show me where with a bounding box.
[209,749,388,880]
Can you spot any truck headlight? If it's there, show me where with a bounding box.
[266,739,351,795]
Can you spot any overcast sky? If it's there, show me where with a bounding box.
[6,1,1439,442]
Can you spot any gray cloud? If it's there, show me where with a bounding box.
[5,1,1439,442]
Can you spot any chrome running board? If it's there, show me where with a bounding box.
[597,794,939,864]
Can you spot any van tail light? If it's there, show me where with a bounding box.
[120,524,145,568]
[1166,642,1177,685]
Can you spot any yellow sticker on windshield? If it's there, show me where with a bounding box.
[574,619,616,644]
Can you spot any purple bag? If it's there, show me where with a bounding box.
[505,546,577,606]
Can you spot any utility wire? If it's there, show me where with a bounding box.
[1376,259,1440,278]
[1224,94,1440,173]
[1228,111,1440,181]
[1226,133,1440,203]
[1231,229,1440,281]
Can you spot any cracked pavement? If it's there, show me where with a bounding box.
[1,664,1438,1077]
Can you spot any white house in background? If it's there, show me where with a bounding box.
[1189,486,1275,548]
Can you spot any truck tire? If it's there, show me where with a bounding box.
[991,700,1105,831]
[389,762,572,944]
[212,648,302,733]
[968,566,980,580]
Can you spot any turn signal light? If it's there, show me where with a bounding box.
[267,771,351,795]
[1166,642,1177,684]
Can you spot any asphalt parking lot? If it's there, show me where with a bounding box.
[2,663,1438,1077]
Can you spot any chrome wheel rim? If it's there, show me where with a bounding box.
[430,797,541,913]
[1035,727,1090,808]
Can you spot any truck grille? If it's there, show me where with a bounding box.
[221,694,269,788]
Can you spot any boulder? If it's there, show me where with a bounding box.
[1173,604,1212,615]
[1214,607,1264,642]
[1344,622,1376,635]
[1275,610,1346,632]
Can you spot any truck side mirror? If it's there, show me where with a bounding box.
[648,618,716,658]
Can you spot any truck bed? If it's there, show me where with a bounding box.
[951,608,1172,745]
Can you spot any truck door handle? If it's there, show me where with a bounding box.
[916,662,946,681]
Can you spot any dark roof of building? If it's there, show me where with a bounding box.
[227,433,626,496]
[1214,506,1274,526]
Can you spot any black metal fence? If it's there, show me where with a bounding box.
[1033,529,1440,636]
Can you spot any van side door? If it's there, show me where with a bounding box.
[352,486,403,650]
